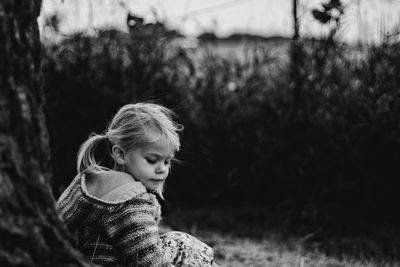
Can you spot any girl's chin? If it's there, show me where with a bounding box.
[144,181,163,192]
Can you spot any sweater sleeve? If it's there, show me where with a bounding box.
[105,193,162,266]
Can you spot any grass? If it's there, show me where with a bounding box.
[195,230,395,266]
[161,208,400,267]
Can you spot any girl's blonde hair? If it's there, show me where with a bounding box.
[77,102,182,196]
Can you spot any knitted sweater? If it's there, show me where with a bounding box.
[56,174,163,266]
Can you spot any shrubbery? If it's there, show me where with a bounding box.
[43,29,400,228]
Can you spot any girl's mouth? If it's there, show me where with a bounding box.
[149,178,164,183]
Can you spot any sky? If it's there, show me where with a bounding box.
[39,0,400,44]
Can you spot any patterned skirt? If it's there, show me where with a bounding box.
[161,231,216,267]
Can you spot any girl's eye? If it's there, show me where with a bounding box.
[165,160,171,166]
[146,158,157,164]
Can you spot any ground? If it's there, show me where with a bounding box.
[160,208,399,267]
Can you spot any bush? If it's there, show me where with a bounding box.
[43,29,400,228]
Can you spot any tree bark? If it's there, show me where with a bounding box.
[0,1,91,266]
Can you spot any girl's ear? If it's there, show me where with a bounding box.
[112,145,126,165]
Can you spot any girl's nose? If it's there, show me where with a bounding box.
[156,163,168,174]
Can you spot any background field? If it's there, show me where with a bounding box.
[42,17,400,265]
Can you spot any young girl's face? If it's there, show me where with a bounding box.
[123,137,175,192]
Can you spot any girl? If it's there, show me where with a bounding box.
[57,103,217,266]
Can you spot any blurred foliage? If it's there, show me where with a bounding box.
[312,0,346,42]
[42,26,400,229]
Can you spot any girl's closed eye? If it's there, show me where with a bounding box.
[146,157,157,164]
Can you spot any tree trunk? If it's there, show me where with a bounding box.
[0,1,91,266]
[283,0,304,125]
[292,0,299,40]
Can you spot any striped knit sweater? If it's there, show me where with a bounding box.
[56,174,163,266]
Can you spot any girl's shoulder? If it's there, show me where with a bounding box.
[84,171,148,203]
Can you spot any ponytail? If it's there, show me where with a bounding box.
[76,133,108,174]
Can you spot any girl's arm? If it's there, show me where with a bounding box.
[106,193,163,266]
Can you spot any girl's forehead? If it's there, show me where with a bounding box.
[140,137,176,155]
